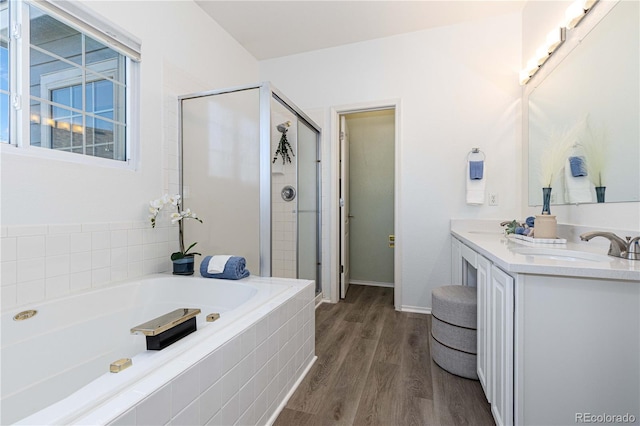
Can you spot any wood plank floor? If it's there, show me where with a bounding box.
[274,285,494,426]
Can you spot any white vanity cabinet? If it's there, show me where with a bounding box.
[451,237,462,285]
[452,236,513,425]
[489,265,513,426]
[476,255,491,402]
[454,238,514,426]
[451,230,640,426]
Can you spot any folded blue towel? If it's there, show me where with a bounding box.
[469,161,484,180]
[569,156,587,177]
[200,256,250,280]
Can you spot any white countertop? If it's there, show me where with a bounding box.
[451,223,640,282]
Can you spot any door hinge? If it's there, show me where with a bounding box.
[339,131,344,141]
[340,265,344,273]
[12,23,21,39]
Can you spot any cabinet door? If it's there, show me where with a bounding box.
[490,265,514,426]
[476,255,491,402]
[451,237,462,285]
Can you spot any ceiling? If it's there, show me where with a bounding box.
[195,1,525,60]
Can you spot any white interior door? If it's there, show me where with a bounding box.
[340,116,350,298]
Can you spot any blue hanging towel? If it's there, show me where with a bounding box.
[569,156,588,177]
[469,160,484,180]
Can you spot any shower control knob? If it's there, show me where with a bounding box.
[281,186,296,202]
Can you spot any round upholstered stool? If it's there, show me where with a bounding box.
[431,285,478,380]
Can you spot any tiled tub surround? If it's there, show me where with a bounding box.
[2,275,316,425]
[0,217,179,310]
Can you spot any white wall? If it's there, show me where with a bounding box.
[521,0,640,231]
[260,13,522,310]
[1,1,259,309]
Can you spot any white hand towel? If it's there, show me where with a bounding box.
[207,255,233,274]
[466,159,485,205]
[563,159,593,204]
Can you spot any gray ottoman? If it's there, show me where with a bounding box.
[431,285,478,380]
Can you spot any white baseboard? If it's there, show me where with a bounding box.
[266,355,318,425]
[314,293,324,308]
[350,280,394,288]
[316,297,331,308]
[401,305,432,315]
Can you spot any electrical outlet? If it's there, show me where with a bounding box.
[489,193,499,206]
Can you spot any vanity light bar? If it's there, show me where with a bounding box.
[519,28,566,85]
[566,0,599,29]
[519,0,598,85]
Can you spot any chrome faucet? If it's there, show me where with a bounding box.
[579,232,640,260]
[627,236,640,260]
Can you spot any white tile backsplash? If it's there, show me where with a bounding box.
[45,275,70,299]
[1,261,17,286]
[7,225,48,237]
[45,254,70,278]
[0,221,175,310]
[1,285,17,309]
[91,231,111,251]
[70,251,92,273]
[17,236,45,259]
[136,385,172,426]
[2,237,17,261]
[46,235,70,256]
[16,279,45,305]
[17,258,45,283]
[70,233,92,253]
[171,366,200,416]
[110,230,128,248]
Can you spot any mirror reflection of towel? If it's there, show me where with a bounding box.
[564,158,592,204]
[569,156,587,177]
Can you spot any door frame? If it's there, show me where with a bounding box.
[330,99,402,310]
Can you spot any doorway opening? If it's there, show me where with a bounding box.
[338,106,397,305]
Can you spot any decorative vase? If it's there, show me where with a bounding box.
[172,256,195,275]
[595,186,606,203]
[541,187,552,214]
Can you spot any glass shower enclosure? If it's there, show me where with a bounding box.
[178,83,321,293]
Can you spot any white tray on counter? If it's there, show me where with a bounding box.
[508,234,567,244]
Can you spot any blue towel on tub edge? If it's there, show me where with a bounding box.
[200,256,250,280]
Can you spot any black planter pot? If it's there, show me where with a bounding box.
[172,256,195,275]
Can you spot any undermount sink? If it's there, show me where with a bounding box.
[511,248,612,263]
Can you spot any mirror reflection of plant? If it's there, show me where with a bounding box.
[273,126,295,164]
[149,194,203,260]
[580,119,608,188]
[539,121,581,188]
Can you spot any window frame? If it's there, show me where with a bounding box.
[1,0,140,170]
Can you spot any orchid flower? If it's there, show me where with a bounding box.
[148,194,203,259]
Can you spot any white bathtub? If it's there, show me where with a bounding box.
[1,274,316,425]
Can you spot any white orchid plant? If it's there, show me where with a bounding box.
[149,194,203,261]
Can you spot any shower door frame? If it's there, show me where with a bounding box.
[178,82,322,288]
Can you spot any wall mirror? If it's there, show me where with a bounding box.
[528,0,639,206]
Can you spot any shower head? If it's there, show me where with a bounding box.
[277,121,291,133]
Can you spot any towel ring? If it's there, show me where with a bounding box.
[467,148,485,161]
